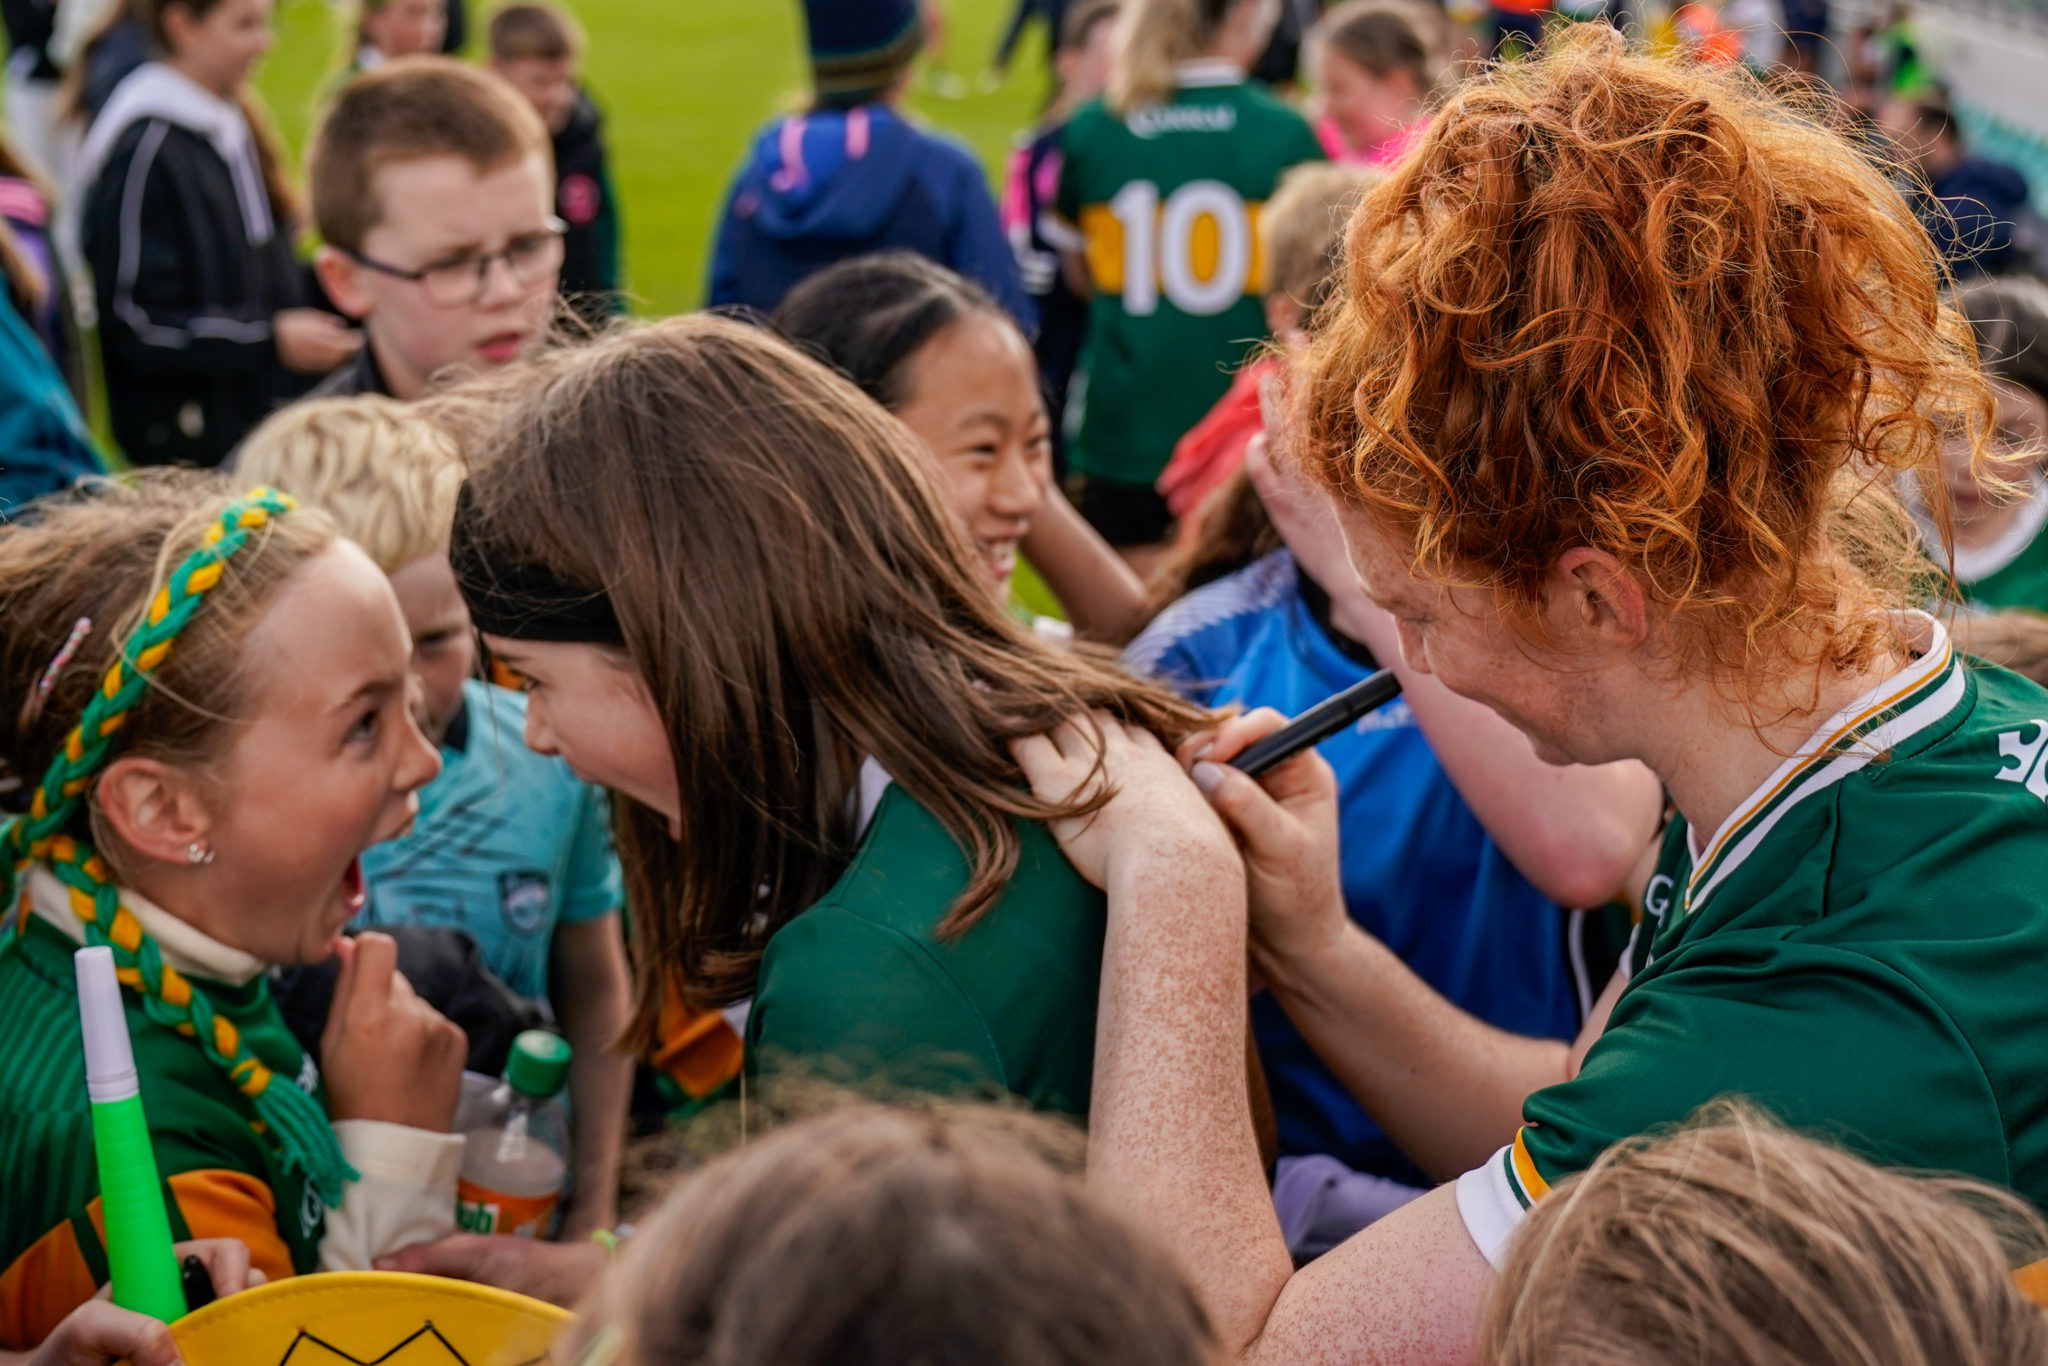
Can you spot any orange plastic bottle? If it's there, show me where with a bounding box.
[454,1030,572,1239]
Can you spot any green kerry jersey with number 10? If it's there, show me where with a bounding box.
[1454,614,2048,1268]
[1051,63,1324,488]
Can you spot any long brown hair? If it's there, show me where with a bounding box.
[1482,1102,2048,1365]
[1293,28,1989,701]
[444,316,1207,1045]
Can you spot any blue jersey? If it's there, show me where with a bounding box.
[1128,552,1581,1181]
[356,680,622,1003]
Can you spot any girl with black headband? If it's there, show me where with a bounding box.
[443,314,1207,1123]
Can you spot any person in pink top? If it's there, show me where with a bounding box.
[1307,2,1439,169]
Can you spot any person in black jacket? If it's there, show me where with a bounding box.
[78,0,360,466]
[487,3,621,324]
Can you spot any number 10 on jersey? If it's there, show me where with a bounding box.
[1089,179,1265,318]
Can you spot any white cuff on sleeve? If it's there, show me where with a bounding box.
[1455,1148,1529,1272]
[318,1121,466,1272]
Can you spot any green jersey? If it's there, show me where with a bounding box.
[1457,619,2048,1265]
[746,777,1104,1117]
[1051,64,1323,488]
[0,913,324,1347]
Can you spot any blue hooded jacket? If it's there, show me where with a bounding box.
[707,104,1033,326]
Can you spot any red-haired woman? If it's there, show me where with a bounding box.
[1016,30,2048,1361]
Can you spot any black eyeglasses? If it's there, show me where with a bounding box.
[345,217,568,308]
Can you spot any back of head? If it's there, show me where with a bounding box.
[566,1105,1215,1366]
[803,0,922,109]
[1482,1105,2048,1366]
[0,471,336,845]
[1262,161,1381,315]
[1309,1,1437,96]
[488,2,580,64]
[1295,29,1990,694]
[1954,274,2048,405]
[1107,0,1236,113]
[234,396,464,574]
[771,251,1007,410]
[308,57,550,253]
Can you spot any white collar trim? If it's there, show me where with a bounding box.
[24,864,268,986]
[1682,612,1960,910]
[1175,59,1245,88]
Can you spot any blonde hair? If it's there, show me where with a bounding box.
[1262,161,1381,314]
[1483,1104,2048,1366]
[1107,0,1238,113]
[234,396,464,574]
[561,1104,1215,1366]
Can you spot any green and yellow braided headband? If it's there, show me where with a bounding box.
[2,488,358,1207]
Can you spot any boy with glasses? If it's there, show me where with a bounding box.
[306,58,560,401]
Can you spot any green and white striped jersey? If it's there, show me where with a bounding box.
[1459,615,2048,1263]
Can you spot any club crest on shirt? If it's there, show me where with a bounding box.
[559,173,602,226]
[497,870,553,937]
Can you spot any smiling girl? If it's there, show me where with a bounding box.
[774,251,1150,644]
[0,474,465,1348]
[441,315,1205,1119]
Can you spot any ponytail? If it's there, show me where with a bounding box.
[1,489,357,1209]
[1106,0,1233,114]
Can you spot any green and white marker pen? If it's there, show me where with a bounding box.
[76,945,186,1324]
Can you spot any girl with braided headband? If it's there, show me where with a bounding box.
[0,471,463,1348]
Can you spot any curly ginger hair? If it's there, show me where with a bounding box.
[1293,28,1995,694]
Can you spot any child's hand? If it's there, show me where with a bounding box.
[320,934,467,1132]
[1009,711,1237,892]
[273,309,362,376]
[9,1240,261,1366]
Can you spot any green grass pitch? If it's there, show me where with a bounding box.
[254,0,1051,317]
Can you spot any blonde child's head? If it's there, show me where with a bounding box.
[1482,1104,2048,1365]
[236,397,475,739]
[1261,160,1381,342]
[0,470,439,1205]
[564,1104,1215,1366]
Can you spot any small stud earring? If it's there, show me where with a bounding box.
[186,842,215,866]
